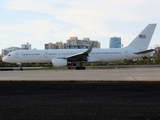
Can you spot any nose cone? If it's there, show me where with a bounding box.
[2,56,6,62]
[2,56,10,63]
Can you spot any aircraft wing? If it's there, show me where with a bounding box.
[134,49,155,54]
[66,42,93,61]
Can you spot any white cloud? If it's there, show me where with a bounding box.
[0,20,57,40]
[5,0,159,27]
[5,0,147,23]
[0,33,6,39]
[6,0,49,12]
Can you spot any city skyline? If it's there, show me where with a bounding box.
[0,0,160,52]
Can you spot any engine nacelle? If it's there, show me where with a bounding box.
[52,59,68,67]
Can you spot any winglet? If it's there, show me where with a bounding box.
[85,42,94,54]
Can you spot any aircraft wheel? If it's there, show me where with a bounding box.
[20,68,23,71]
[82,67,85,70]
[76,66,80,70]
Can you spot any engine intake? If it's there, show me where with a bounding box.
[52,59,68,67]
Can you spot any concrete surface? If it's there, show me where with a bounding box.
[0,67,160,81]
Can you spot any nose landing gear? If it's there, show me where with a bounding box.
[17,63,23,71]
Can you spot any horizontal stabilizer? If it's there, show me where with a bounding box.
[134,49,155,54]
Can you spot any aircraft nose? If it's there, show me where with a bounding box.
[2,56,5,62]
[2,56,7,62]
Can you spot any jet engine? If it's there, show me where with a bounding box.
[52,59,68,67]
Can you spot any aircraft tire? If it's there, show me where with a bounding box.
[76,66,80,70]
[82,67,85,70]
[81,66,85,70]
[20,68,23,71]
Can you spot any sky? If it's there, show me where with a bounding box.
[0,0,160,52]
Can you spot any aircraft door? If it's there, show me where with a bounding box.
[44,51,48,58]
[125,49,128,57]
[15,52,19,58]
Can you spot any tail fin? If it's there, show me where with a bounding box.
[126,24,157,50]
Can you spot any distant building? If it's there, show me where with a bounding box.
[110,37,121,48]
[45,42,64,49]
[2,43,32,56]
[45,37,100,49]
[2,47,21,57]
[66,37,100,49]
[21,42,31,50]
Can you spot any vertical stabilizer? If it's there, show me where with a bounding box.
[126,24,157,50]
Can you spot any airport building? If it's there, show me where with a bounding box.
[2,43,31,56]
[45,37,100,49]
[110,37,121,48]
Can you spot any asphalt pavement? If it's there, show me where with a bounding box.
[0,81,160,120]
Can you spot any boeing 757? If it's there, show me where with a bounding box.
[2,24,157,70]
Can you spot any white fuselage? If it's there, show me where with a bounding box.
[2,48,150,64]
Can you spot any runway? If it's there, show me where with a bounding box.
[0,67,160,81]
[0,81,160,119]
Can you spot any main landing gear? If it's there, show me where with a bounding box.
[73,62,86,70]
[75,66,85,70]
[68,66,85,70]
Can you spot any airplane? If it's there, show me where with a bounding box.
[2,24,157,70]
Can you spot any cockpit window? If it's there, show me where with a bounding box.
[8,54,11,56]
